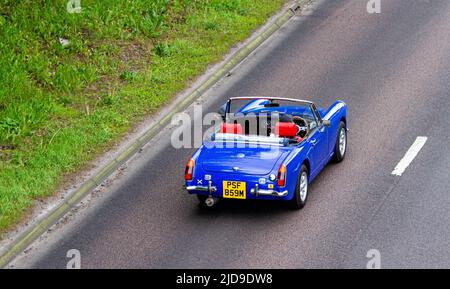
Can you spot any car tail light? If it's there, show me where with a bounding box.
[277,164,287,187]
[185,159,195,181]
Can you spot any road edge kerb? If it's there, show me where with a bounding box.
[0,1,304,268]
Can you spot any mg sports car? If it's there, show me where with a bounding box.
[184,97,348,209]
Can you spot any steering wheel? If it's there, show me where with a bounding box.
[292,116,309,138]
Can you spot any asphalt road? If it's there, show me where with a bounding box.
[14,0,450,268]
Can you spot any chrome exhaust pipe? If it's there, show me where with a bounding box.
[205,197,218,207]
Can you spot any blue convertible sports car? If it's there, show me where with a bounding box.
[184,97,348,209]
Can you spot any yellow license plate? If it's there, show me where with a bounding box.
[222,181,246,199]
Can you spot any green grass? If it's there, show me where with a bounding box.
[0,0,286,234]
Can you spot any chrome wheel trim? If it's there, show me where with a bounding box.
[339,128,346,156]
[299,172,308,202]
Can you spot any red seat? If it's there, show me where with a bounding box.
[220,123,243,134]
[275,122,297,138]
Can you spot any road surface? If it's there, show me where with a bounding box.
[13,0,450,268]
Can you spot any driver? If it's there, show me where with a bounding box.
[292,116,309,138]
[278,114,293,123]
[278,114,308,138]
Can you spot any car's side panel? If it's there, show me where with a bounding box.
[322,101,347,160]
[286,101,347,191]
[307,126,329,179]
[281,146,306,199]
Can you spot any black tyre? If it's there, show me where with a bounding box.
[289,164,309,210]
[333,121,347,163]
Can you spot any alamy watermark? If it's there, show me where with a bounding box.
[67,0,82,14]
[170,104,288,152]
[366,249,381,269]
[66,249,81,269]
[367,0,381,14]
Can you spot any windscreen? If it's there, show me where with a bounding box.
[224,98,317,137]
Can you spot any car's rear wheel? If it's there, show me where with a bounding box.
[333,121,347,163]
[290,164,309,210]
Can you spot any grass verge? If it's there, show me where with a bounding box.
[0,0,286,235]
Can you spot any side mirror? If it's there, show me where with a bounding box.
[218,102,227,121]
[323,120,331,127]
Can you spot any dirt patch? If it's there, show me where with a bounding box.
[120,41,149,65]
[0,145,15,150]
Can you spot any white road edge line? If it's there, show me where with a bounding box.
[391,136,428,176]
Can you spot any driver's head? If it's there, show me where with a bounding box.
[279,114,293,123]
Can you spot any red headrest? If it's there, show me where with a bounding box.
[275,122,297,138]
[220,123,243,134]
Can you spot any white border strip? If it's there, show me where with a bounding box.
[391,136,428,176]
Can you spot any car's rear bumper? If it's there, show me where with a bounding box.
[250,186,288,197]
[184,181,290,200]
[185,181,217,193]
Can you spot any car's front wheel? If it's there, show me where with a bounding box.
[333,121,347,163]
[290,164,309,210]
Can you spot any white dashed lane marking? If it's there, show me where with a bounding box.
[391,136,428,176]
